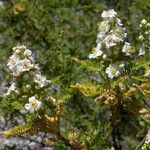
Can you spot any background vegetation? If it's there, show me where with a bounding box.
[0,0,150,149]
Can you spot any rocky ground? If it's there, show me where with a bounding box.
[0,116,53,150]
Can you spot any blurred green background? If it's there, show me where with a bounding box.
[0,0,150,149]
[0,0,149,85]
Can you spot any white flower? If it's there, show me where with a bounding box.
[144,130,150,144]
[9,58,34,76]
[98,21,110,33]
[0,1,4,9]
[24,49,32,56]
[26,84,31,90]
[139,35,144,41]
[25,96,42,112]
[89,50,103,59]
[111,34,123,43]
[138,48,145,56]
[103,34,117,49]
[89,43,103,59]
[12,45,26,53]
[145,140,150,144]
[11,66,22,76]
[145,31,149,35]
[4,83,16,96]
[96,32,105,43]
[105,64,120,79]
[34,73,51,88]
[122,42,135,56]
[147,130,150,140]
[96,21,110,43]
[34,64,40,70]
[102,54,107,59]
[7,54,20,70]
[141,19,147,25]
[113,27,127,42]
[101,9,117,20]
[16,58,34,72]
[119,62,125,68]
[144,69,150,76]
[147,23,150,27]
[8,45,35,76]
[116,18,123,26]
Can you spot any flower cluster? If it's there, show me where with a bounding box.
[139,19,150,56]
[7,44,50,88]
[88,10,150,79]
[88,9,133,79]
[89,9,127,59]
[138,19,150,76]
[7,45,35,76]
[5,44,51,113]
[4,83,18,96]
[0,1,4,10]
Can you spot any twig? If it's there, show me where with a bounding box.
[135,137,146,150]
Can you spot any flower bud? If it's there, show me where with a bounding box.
[141,19,147,25]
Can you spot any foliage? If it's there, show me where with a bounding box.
[0,0,150,150]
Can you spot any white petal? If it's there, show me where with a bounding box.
[141,19,147,25]
[138,48,145,56]
[29,96,36,102]
[25,103,31,110]
[35,101,42,110]
[89,50,103,59]
[24,49,32,56]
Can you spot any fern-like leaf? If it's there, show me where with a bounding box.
[0,115,60,138]
[0,124,31,138]
[132,54,150,70]
[55,88,73,102]
[132,76,150,82]
[141,83,150,98]
[70,80,108,97]
[12,101,24,110]
[73,57,103,72]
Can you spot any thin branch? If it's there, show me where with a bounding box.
[135,137,146,150]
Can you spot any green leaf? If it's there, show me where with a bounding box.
[70,80,108,97]
[132,54,150,70]
[132,75,150,82]
[73,58,103,72]
[12,101,24,110]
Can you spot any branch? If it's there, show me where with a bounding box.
[135,137,146,150]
